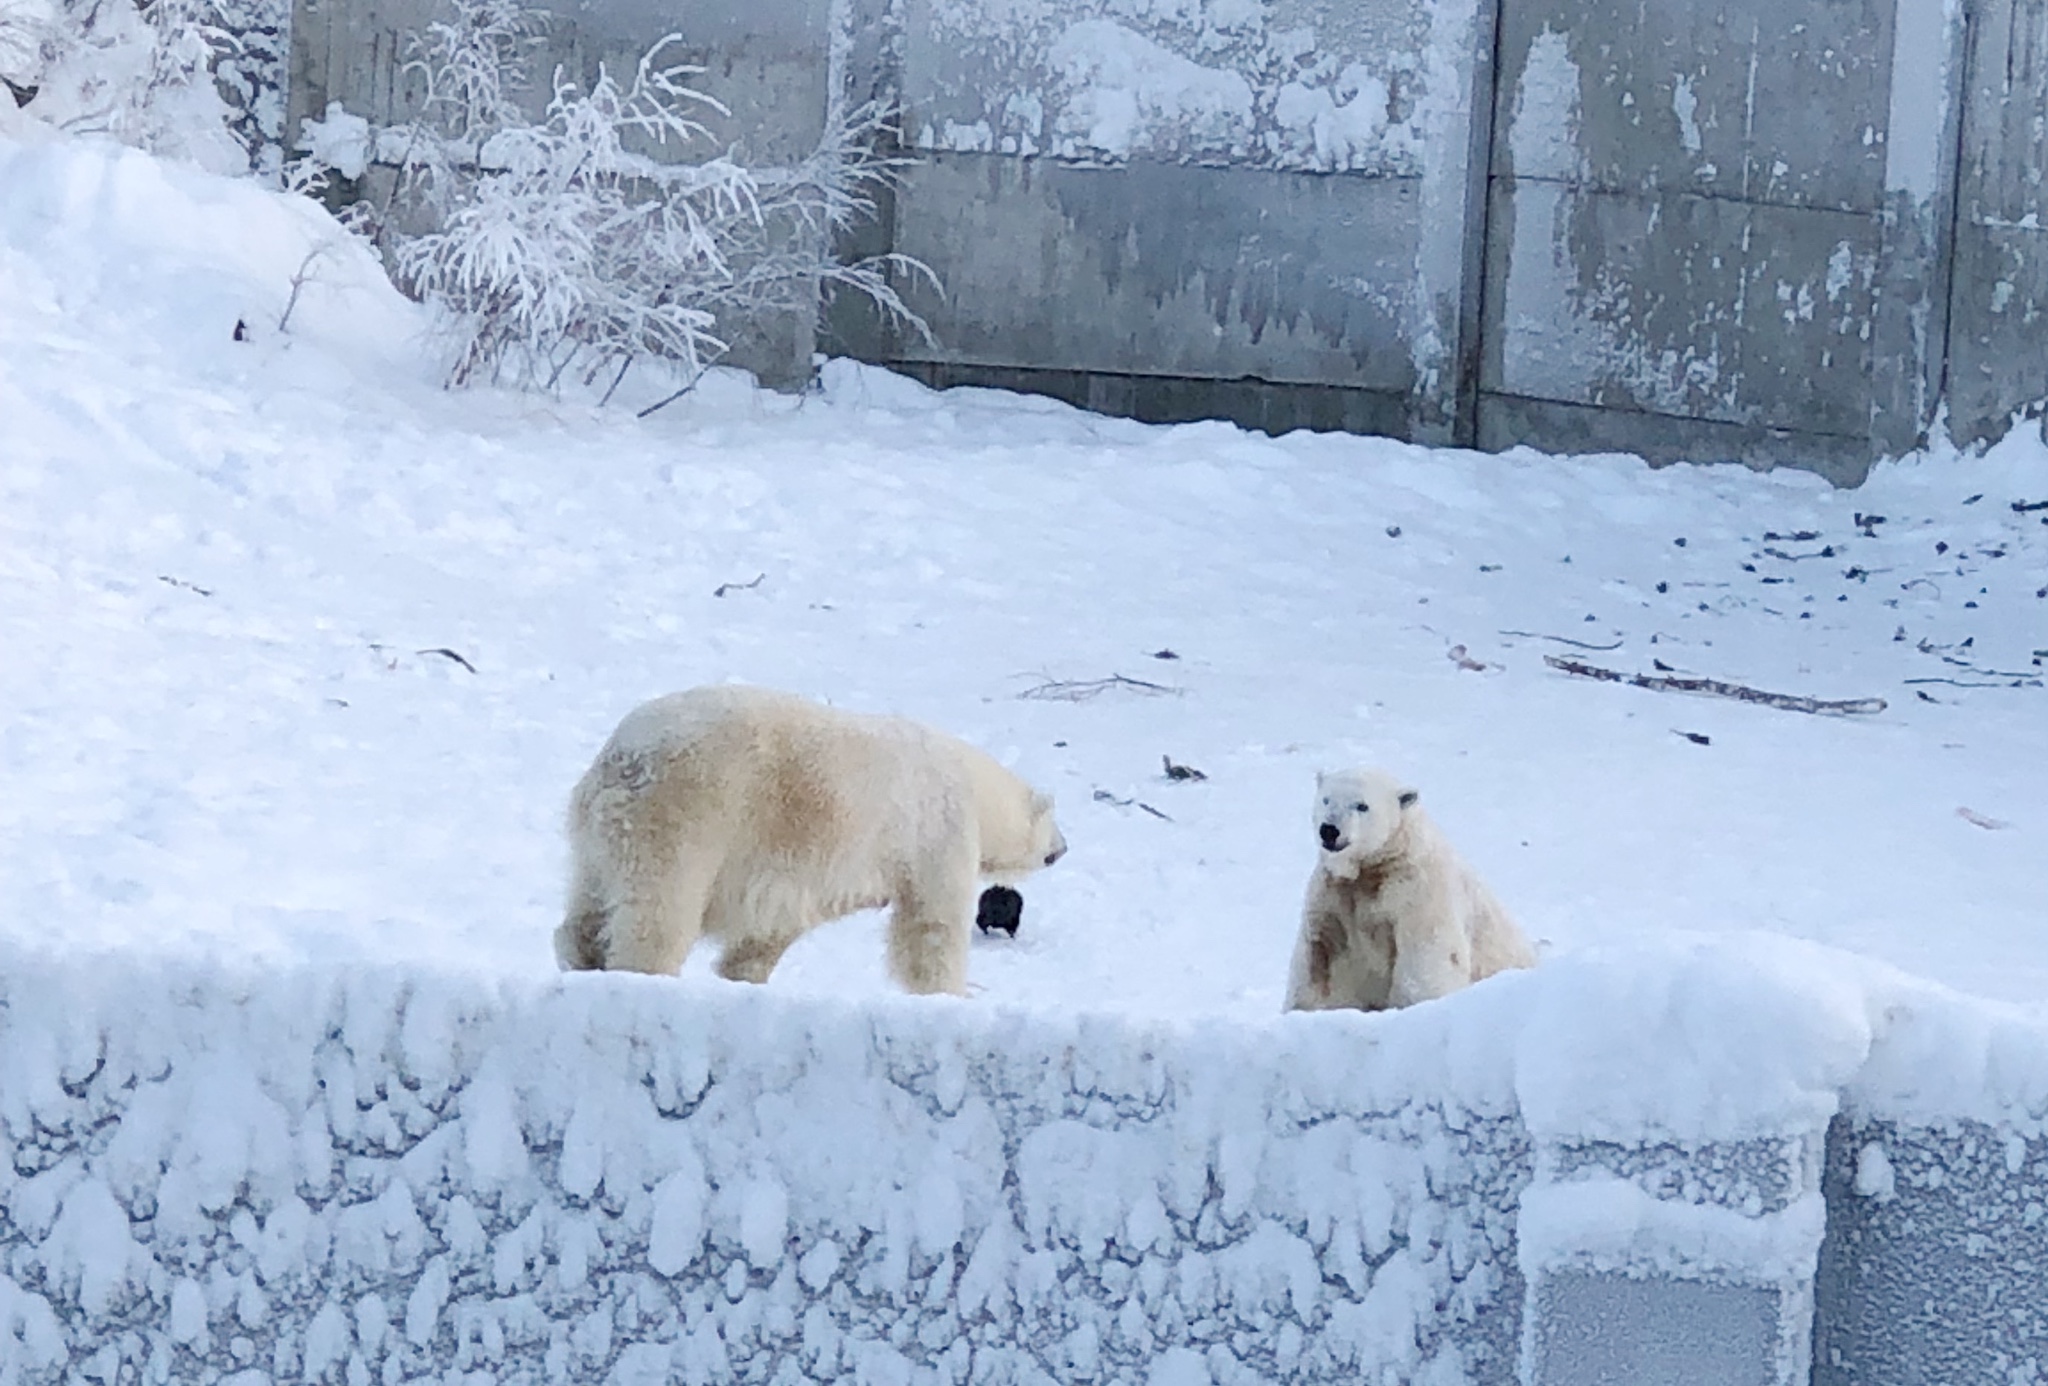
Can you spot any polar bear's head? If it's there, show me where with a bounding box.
[966,751,1067,884]
[1313,768,1417,868]
[988,789,1067,882]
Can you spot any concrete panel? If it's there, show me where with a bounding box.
[892,153,1427,393]
[1945,221,2048,443]
[1482,0,1962,471]
[887,360,1415,437]
[1737,202,1886,437]
[1518,1133,1823,1386]
[290,0,832,160]
[1530,1273,1790,1386]
[1491,0,1893,211]
[1476,392,1876,484]
[1483,179,1882,438]
[885,0,1495,438]
[897,0,1474,174]
[1814,1116,2048,1385]
[1945,0,2048,443]
[1955,0,2048,227]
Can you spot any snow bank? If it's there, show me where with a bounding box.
[6,935,2048,1383]
[0,943,1530,1384]
[0,130,416,369]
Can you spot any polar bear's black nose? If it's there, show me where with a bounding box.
[1319,823,1340,850]
[1044,846,1065,866]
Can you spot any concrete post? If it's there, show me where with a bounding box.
[1518,1135,1826,1386]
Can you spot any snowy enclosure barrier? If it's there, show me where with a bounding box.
[282,0,2048,482]
[6,938,2048,1385]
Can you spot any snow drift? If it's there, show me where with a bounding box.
[3,937,2046,1384]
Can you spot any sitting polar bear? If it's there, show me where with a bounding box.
[1284,768,1534,1013]
[556,685,1067,995]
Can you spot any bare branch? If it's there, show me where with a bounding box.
[1543,655,1887,716]
[1016,674,1182,702]
[1499,630,1624,651]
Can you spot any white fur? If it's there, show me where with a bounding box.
[557,685,1066,995]
[1284,768,1535,1013]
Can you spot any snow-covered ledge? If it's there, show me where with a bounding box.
[1,939,2044,1385]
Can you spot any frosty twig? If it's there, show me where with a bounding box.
[1543,655,1886,716]
[1017,674,1180,702]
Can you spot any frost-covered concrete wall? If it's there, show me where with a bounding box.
[9,940,2048,1386]
[1814,1117,2048,1385]
[1480,0,1964,482]
[286,0,2048,480]
[869,0,1496,447]
[1945,0,2048,448]
[0,954,1535,1386]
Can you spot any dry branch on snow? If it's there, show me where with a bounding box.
[1543,655,1886,716]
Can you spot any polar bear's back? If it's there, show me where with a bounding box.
[577,686,965,870]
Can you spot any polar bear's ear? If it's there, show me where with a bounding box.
[1397,788,1420,809]
[1315,771,1328,789]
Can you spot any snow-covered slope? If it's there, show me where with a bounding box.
[1,127,2044,1017]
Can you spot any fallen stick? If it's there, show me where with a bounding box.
[1543,655,1886,715]
[1499,630,1624,651]
[1905,676,2043,689]
[418,646,478,674]
[1018,673,1181,702]
[1092,789,1174,821]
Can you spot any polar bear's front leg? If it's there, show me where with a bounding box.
[1387,876,1470,1008]
[884,847,977,996]
[1284,902,1350,1011]
[602,853,713,976]
[556,854,610,971]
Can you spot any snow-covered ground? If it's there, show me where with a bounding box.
[3,122,2045,1020]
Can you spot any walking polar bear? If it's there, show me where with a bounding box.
[1285,768,1535,1013]
[556,685,1067,995]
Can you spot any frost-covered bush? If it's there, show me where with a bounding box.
[0,0,288,175]
[326,0,928,397]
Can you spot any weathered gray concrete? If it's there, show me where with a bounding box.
[879,0,1496,444]
[1813,1116,2048,1385]
[1532,1274,1791,1386]
[1944,0,2048,447]
[1519,1134,1824,1386]
[1477,0,1964,485]
[890,361,1416,437]
[888,155,1424,407]
[1476,393,1875,482]
[288,0,833,157]
[289,0,2048,477]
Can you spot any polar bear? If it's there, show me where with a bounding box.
[1284,768,1534,1013]
[555,685,1067,995]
